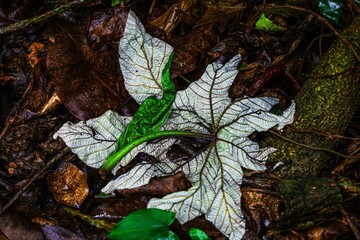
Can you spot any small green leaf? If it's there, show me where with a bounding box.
[355,0,360,6]
[108,208,179,240]
[189,228,212,240]
[316,0,343,25]
[255,14,283,32]
[111,0,120,7]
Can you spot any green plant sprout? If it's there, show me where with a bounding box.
[54,11,295,240]
[111,0,121,7]
[255,14,283,32]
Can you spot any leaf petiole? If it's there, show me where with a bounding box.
[100,130,214,174]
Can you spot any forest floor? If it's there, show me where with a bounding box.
[0,0,359,239]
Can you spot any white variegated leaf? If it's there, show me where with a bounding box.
[206,180,245,240]
[102,163,155,193]
[111,137,178,174]
[149,183,213,224]
[55,11,296,240]
[173,55,241,125]
[102,54,296,240]
[53,110,131,169]
[119,10,173,103]
[218,97,296,138]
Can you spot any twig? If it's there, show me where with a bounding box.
[60,205,115,232]
[340,206,360,240]
[269,130,360,159]
[0,147,69,216]
[266,4,360,62]
[297,33,334,78]
[149,0,157,14]
[337,179,360,197]
[288,127,360,141]
[0,0,93,35]
[332,146,360,174]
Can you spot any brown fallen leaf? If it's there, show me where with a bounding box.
[47,162,89,208]
[27,42,45,68]
[86,8,128,48]
[117,171,191,197]
[90,196,149,219]
[173,216,227,240]
[308,219,351,240]
[46,22,129,120]
[0,208,44,240]
[195,0,245,26]
[1,112,65,179]
[242,188,282,236]
[149,0,198,36]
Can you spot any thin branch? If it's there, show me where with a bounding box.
[288,126,360,141]
[331,146,360,174]
[269,130,360,159]
[0,0,93,35]
[341,206,360,240]
[297,33,334,78]
[60,205,115,232]
[266,4,360,62]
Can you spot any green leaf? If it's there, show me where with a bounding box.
[355,0,360,6]
[255,14,283,31]
[189,228,211,240]
[316,0,343,25]
[108,208,179,240]
[111,0,120,7]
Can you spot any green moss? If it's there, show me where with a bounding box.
[267,16,360,178]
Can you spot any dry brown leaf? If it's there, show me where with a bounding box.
[47,162,89,208]
[46,25,129,120]
[117,171,191,197]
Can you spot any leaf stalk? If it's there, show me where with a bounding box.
[100,130,214,174]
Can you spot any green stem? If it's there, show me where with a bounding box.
[100,130,214,174]
[60,206,115,232]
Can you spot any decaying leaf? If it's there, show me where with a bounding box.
[47,162,89,208]
[117,171,191,197]
[86,8,128,48]
[149,0,197,36]
[195,0,245,26]
[170,25,219,79]
[46,24,128,120]
[54,11,295,240]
